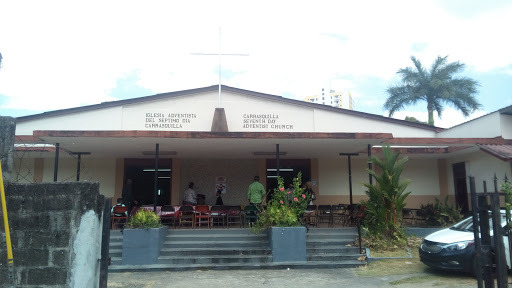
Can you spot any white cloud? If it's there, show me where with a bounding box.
[0,0,511,116]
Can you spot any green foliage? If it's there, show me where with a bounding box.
[404,116,427,124]
[125,209,162,229]
[361,145,411,246]
[502,181,512,228]
[362,228,407,250]
[385,55,481,125]
[417,196,462,227]
[254,172,311,230]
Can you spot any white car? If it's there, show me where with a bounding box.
[419,211,510,274]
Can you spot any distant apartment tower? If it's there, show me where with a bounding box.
[304,88,354,109]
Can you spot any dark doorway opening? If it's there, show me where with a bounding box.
[124,158,172,206]
[452,162,469,215]
[265,159,311,201]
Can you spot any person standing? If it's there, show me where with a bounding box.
[304,181,316,205]
[215,190,224,205]
[183,182,197,205]
[247,176,265,206]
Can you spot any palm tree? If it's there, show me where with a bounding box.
[384,55,481,125]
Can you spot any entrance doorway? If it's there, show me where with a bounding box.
[452,162,469,215]
[265,159,311,201]
[124,159,172,206]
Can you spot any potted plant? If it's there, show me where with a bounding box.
[254,172,312,262]
[121,209,166,265]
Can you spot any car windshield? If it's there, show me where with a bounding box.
[450,213,507,233]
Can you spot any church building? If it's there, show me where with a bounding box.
[12,85,512,212]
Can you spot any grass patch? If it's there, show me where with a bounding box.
[356,247,478,287]
[355,257,426,277]
[389,274,476,286]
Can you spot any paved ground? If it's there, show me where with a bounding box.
[107,268,484,288]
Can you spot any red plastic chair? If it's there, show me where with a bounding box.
[111,206,128,229]
[195,205,211,228]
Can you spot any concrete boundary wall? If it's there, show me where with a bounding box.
[1,182,105,288]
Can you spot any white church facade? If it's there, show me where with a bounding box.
[12,85,512,212]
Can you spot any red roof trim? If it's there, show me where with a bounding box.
[33,130,394,140]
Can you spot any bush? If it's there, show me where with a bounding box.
[125,209,162,229]
[254,172,311,231]
[417,196,462,227]
[361,145,411,248]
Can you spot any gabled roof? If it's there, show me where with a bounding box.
[478,144,512,162]
[16,84,440,132]
[446,104,512,130]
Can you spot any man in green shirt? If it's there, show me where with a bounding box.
[247,176,265,205]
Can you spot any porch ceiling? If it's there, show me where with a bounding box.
[22,131,392,159]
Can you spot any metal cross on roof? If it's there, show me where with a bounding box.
[191,27,249,108]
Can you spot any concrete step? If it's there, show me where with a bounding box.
[166,228,264,235]
[307,246,360,253]
[108,260,365,272]
[109,248,122,257]
[110,256,122,266]
[162,240,268,249]
[160,247,270,256]
[306,228,358,233]
[157,254,272,265]
[307,239,355,247]
[306,234,356,241]
[108,227,366,272]
[307,253,364,262]
[165,234,267,242]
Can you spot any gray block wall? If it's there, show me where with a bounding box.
[0,116,15,183]
[0,182,105,287]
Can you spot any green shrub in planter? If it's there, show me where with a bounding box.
[125,209,162,229]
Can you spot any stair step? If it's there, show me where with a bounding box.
[157,255,272,265]
[307,239,354,246]
[108,227,365,271]
[108,260,365,272]
[165,234,267,242]
[160,247,270,256]
[163,240,268,248]
[166,228,264,235]
[307,246,360,254]
[308,253,364,261]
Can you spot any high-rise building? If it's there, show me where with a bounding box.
[304,88,354,109]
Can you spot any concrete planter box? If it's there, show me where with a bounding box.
[269,226,307,262]
[122,227,167,265]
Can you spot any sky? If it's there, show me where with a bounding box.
[0,0,511,128]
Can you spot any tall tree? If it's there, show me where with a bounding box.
[384,55,481,125]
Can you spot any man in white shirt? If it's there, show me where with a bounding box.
[183,182,197,205]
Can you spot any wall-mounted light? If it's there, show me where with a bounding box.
[143,169,171,172]
[267,168,294,172]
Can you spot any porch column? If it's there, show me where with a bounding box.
[71,152,91,181]
[340,153,359,205]
[367,144,373,185]
[153,143,159,212]
[276,144,280,178]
